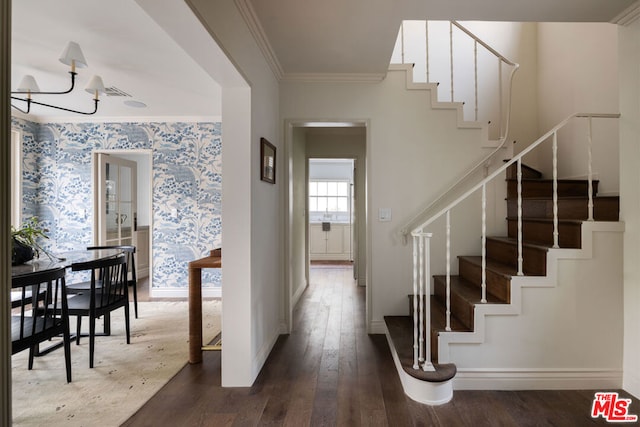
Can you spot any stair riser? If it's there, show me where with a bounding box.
[433,277,474,330]
[506,163,543,180]
[507,180,599,199]
[506,198,619,221]
[507,220,582,249]
[458,257,511,302]
[486,239,547,275]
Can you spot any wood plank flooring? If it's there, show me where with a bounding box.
[123,265,639,426]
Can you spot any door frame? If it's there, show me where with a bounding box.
[283,119,371,334]
[92,149,153,289]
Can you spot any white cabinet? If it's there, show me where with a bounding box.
[309,223,351,261]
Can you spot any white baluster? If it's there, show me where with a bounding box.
[498,58,503,140]
[446,210,452,331]
[474,41,478,122]
[425,21,430,83]
[412,233,419,370]
[418,234,425,363]
[481,183,487,303]
[449,22,454,102]
[553,132,559,248]
[517,159,524,276]
[423,233,435,372]
[401,21,405,64]
[587,117,594,221]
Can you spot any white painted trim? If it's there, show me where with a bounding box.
[369,320,387,334]
[454,368,623,390]
[612,1,640,25]
[234,0,284,80]
[10,130,21,228]
[384,324,454,405]
[282,73,386,83]
[291,280,307,310]
[437,221,625,363]
[11,114,221,124]
[150,287,221,299]
[252,326,281,380]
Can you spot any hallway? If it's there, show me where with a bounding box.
[123,264,639,426]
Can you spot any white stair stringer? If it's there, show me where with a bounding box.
[388,64,508,153]
[437,221,625,390]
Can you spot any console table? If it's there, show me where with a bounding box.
[188,248,222,364]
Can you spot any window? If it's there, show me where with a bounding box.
[11,130,22,228]
[309,180,349,213]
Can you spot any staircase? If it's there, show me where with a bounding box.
[384,160,622,404]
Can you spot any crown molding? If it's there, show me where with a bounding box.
[612,1,640,25]
[282,72,386,84]
[11,114,221,125]
[234,0,284,81]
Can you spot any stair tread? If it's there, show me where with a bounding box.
[506,217,583,224]
[506,178,600,183]
[433,275,508,304]
[506,195,618,200]
[459,255,518,278]
[384,315,457,382]
[487,236,552,251]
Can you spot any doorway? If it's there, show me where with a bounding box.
[92,149,152,283]
[285,122,368,333]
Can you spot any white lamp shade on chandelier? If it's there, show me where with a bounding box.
[85,75,106,98]
[17,75,40,93]
[58,41,88,70]
[11,41,107,115]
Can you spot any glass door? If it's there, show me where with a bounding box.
[96,153,137,247]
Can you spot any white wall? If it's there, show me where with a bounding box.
[619,17,640,400]
[536,23,620,195]
[282,69,499,331]
[392,21,540,150]
[290,127,307,309]
[175,0,282,386]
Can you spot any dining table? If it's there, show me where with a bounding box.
[11,248,124,278]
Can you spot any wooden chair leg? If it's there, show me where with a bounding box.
[132,283,138,319]
[63,325,72,383]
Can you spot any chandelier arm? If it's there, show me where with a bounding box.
[10,99,31,114]
[11,71,77,95]
[11,96,99,115]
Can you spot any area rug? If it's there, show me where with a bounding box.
[11,300,221,427]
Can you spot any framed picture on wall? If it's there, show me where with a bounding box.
[260,137,276,184]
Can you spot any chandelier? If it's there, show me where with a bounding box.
[11,41,106,115]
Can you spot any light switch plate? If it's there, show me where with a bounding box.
[379,208,392,222]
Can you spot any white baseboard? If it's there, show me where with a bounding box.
[149,287,221,299]
[252,326,281,382]
[291,281,307,309]
[369,320,387,334]
[453,368,623,390]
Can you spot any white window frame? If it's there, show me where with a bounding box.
[308,179,350,214]
[11,130,22,228]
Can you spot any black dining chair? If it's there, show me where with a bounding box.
[11,267,72,382]
[67,253,130,368]
[67,245,139,319]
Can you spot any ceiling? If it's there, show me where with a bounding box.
[11,0,222,121]
[247,0,637,80]
[10,0,638,121]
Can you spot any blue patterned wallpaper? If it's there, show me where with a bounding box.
[11,117,222,290]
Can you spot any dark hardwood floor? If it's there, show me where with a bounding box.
[123,265,639,426]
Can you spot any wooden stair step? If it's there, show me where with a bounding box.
[506,196,619,221]
[507,179,599,199]
[458,256,513,302]
[433,275,508,330]
[506,217,582,248]
[383,315,457,382]
[486,236,548,275]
